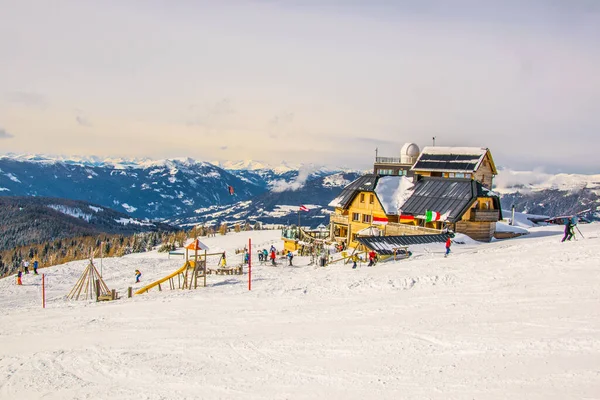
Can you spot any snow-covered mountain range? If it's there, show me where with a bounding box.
[1,153,599,226]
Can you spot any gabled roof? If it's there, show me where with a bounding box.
[411,146,496,174]
[357,234,451,255]
[400,177,500,223]
[328,174,378,209]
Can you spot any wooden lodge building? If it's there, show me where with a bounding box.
[329,145,501,245]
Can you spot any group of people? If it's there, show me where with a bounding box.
[252,246,296,266]
[351,250,379,269]
[15,259,40,285]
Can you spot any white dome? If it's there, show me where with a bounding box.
[400,143,420,164]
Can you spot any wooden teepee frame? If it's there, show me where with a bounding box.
[68,258,110,300]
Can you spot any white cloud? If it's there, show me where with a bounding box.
[0,128,14,139]
[270,165,318,192]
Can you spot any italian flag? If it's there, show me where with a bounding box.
[372,216,389,225]
[425,210,441,222]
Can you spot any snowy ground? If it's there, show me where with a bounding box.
[1,226,599,400]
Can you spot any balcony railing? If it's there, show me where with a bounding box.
[375,156,402,164]
[330,214,349,225]
[470,209,499,222]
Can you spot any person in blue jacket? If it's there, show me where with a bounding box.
[561,219,574,242]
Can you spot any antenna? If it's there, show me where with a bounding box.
[432,136,436,146]
[375,147,378,159]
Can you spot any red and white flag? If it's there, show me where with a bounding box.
[299,205,309,212]
[372,216,389,225]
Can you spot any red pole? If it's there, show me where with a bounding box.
[42,274,46,309]
[248,238,252,291]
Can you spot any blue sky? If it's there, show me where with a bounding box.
[1,0,599,173]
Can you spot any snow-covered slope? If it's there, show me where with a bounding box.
[1,225,599,399]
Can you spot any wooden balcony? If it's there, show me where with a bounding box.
[470,209,499,222]
[330,214,349,225]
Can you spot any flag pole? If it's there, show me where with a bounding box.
[298,209,301,228]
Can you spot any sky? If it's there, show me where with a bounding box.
[0,0,599,173]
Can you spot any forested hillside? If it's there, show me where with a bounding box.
[0,196,175,251]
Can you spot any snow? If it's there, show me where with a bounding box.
[495,222,529,234]
[88,206,103,213]
[47,205,92,222]
[121,203,137,213]
[114,218,154,227]
[1,226,600,399]
[322,173,350,188]
[419,146,488,156]
[4,172,21,183]
[0,187,10,191]
[501,209,549,228]
[494,169,600,195]
[375,176,414,215]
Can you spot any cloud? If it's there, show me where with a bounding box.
[0,128,14,139]
[75,110,92,127]
[268,112,294,138]
[494,168,552,192]
[187,98,235,127]
[270,164,318,192]
[5,92,48,108]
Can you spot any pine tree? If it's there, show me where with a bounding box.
[219,223,228,235]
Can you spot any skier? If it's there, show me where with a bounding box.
[244,250,249,264]
[368,250,377,266]
[33,260,39,275]
[135,269,142,283]
[444,237,452,257]
[287,250,294,266]
[257,250,263,262]
[352,254,359,269]
[22,260,29,274]
[561,219,574,242]
[220,252,227,267]
[270,249,277,266]
[16,270,22,285]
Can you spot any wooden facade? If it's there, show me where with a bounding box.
[330,189,442,248]
[412,149,497,190]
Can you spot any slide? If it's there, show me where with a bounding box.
[134,261,196,295]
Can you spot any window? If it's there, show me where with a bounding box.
[455,173,464,178]
[352,212,360,221]
[362,214,371,223]
[448,172,455,178]
[465,173,472,179]
[369,194,374,204]
[360,193,365,203]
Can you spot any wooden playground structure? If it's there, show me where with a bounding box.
[134,239,244,295]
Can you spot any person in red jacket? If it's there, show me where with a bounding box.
[368,250,377,266]
[445,237,452,257]
[270,249,277,266]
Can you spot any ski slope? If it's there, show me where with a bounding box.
[1,226,599,400]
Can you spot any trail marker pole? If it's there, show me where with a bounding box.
[42,274,46,309]
[100,241,104,278]
[248,238,252,291]
[575,225,585,239]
